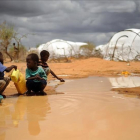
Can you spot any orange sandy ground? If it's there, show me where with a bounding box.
[3,57,140,96]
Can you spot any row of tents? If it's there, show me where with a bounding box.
[29,28,140,61]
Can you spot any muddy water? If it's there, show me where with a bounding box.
[1,77,140,140]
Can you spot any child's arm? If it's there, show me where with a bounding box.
[5,65,17,72]
[50,69,65,82]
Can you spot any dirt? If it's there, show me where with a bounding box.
[112,87,140,96]
[3,57,140,96]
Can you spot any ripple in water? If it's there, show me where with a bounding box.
[1,76,140,140]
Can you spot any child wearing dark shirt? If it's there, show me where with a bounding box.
[38,50,65,82]
[26,53,47,96]
[0,52,17,98]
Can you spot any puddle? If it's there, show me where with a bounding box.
[47,79,73,88]
[1,76,140,140]
[47,80,61,87]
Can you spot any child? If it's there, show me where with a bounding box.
[26,53,47,96]
[0,52,17,98]
[38,50,65,82]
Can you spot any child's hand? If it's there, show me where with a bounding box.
[58,78,65,82]
[12,65,17,70]
[35,75,43,80]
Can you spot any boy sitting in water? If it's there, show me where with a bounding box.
[38,50,65,82]
[26,53,47,96]
[0,52,17,98]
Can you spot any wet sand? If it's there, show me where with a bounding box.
[1,77,140,140]
[4,80,64,96]
[112,87,140,95]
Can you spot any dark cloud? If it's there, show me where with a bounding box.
[0,0,139,47]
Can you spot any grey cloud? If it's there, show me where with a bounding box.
[0,1,65,17]
[0,0,139,48]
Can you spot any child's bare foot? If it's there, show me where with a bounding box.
[37,91,47,96]
[26,91,35,96]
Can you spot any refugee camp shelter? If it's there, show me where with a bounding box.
[28,47,38,52]
[37,39,87,58]
[96,29,140,61]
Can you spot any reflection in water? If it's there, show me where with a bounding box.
[26,96,50,136]
[109,76,140,88]
[0,96,50,139]
[1,77,140,140]
[12,97,27,127]
[0,106,10,140]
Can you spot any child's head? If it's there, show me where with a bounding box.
[0,52,3,64]
[40,50,50,62]
[26,53,39,69]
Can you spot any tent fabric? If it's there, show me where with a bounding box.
[96,29,140,61]
[37,39,87,58]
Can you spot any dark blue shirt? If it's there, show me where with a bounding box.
[0,62,7,79]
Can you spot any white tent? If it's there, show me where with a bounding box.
[37,39,87,58]
[28,47,38,52]
[96,29,140,61]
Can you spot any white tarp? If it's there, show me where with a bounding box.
[96,29,140,61]
[37,39,87,58]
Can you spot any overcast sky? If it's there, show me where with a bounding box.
[0,0,139,49]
